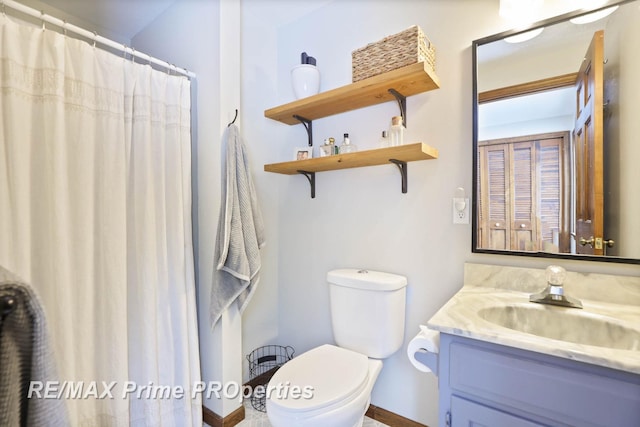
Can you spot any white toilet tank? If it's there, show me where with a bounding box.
[327,269,407,359]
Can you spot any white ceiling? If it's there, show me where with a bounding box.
[17,0,177,42]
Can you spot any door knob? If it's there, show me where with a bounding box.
[579,237,594,247]
[603,239,615,248]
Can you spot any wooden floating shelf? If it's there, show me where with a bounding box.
[264,143,438,175]
[264,62,440,125]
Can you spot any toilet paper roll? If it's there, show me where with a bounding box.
[407,325,440,373]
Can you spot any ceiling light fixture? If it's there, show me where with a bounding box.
[570,5,619,24]
[504,27,545,43]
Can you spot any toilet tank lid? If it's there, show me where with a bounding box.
[327,269,407,291]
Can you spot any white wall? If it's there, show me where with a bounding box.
[131,0,640,425]
[605,2,640,258]
[130,0,245,417]
[250,1,493,424]
[131,0,322,418]
[241,0,640,425]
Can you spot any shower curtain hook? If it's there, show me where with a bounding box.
[123,45,128,60]
[93,31,98,48]
[41,11,45,31]
[131,48,135,63]
[2,1,6,18]
[62,20,67,37]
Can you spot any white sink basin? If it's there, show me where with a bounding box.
[478,304,640,351]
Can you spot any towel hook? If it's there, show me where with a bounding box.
[228,109,238,127]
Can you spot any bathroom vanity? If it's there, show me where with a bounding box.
[427,264,640,427]
[437,334,639,427]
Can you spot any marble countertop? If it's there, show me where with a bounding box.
[427,264,640,375]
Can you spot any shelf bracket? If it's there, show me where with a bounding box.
[389,159,408,193]
[388,88,407,127]
[293,115,313,147]
[297,170,316,198]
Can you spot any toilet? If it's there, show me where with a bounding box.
[266,268,407,427]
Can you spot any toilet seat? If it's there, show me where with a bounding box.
[267,344,369,414]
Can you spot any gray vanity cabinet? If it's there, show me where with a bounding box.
[438,334,640,427]
[451,396,544,426]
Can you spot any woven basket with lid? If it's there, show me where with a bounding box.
[352,25,436,82]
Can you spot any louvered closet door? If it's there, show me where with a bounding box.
[510,142,536,250]
[479,144,510,250]
[538,138,564,251]
[479,133,567,252]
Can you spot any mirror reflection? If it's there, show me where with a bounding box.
[473,0,640,263]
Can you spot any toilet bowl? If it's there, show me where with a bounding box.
[266,344,382,427]
[265,269,407,427]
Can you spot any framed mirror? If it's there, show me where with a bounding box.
[472,0,640,264]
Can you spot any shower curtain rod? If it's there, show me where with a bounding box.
[2,0,196,79]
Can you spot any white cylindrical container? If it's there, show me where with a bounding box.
[327,269,407,359]
[291,64,320,99]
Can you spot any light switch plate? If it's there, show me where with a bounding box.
[453,198,469,224]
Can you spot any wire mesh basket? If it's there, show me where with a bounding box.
[246,345,295,412]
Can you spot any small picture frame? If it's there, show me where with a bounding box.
[294,147,313,161]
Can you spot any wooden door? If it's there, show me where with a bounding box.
[574,31,605,255]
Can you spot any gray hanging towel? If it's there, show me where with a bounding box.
[210,124,266,328]
[0,266,69,426]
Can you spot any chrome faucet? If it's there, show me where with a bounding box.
[529,265,582,309]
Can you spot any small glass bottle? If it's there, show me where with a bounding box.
[389,116,405,146]
[339,133,357,154]
[319,138,332,157]
[329,137,337,155]
[379,130,389,148]
[320,137,336,157]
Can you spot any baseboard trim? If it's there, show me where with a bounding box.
[201,369,276,427]
[244,366,279,389]
[202,404,245,427]
[365,404,428,427]
[204,371,426,427]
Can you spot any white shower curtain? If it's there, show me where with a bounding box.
[0,16,201,426]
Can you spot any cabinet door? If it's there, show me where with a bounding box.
[451,396,545,427]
